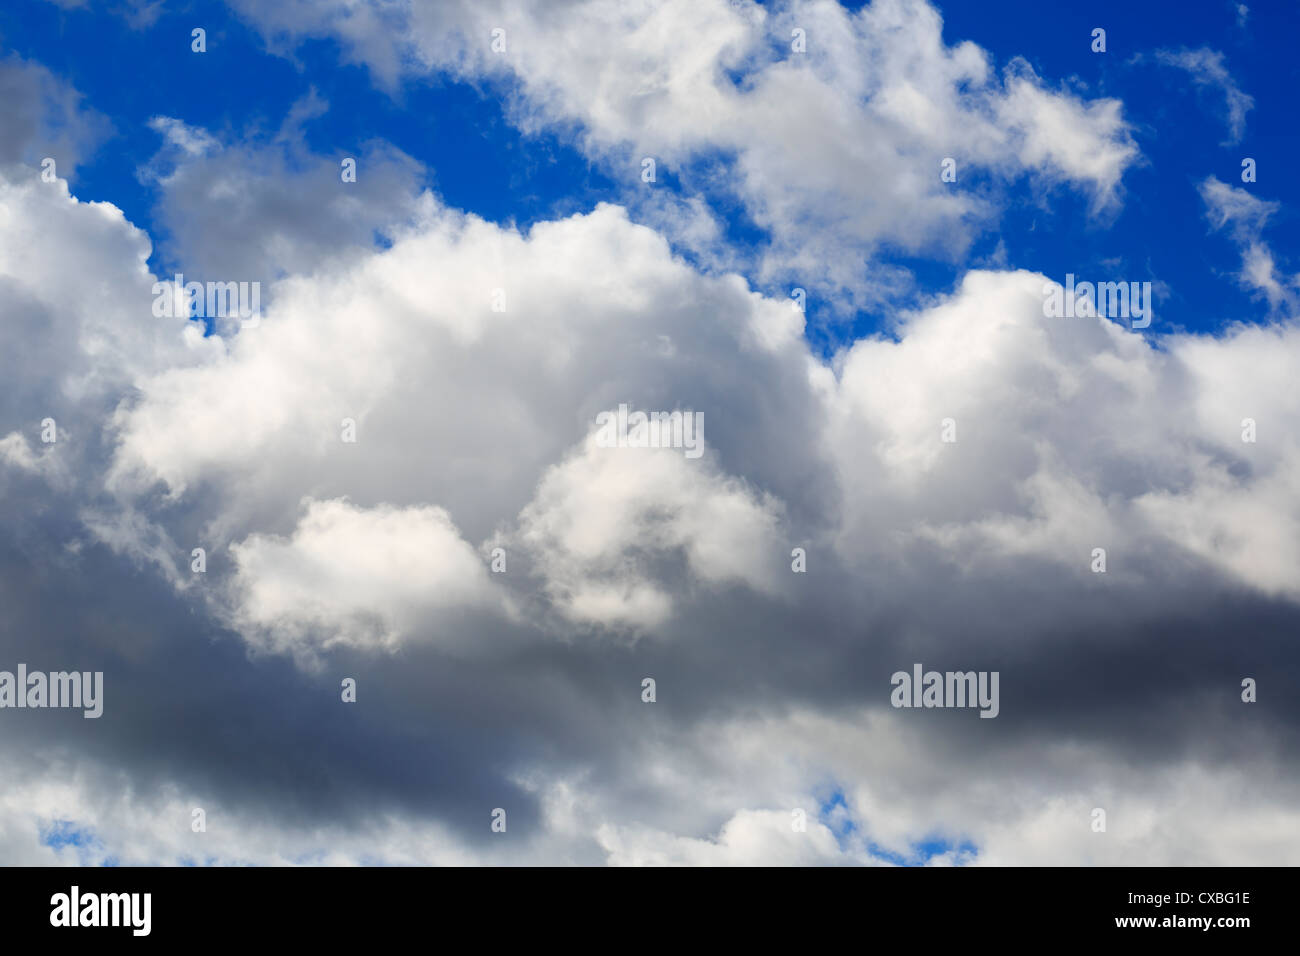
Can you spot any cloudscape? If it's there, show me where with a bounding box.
[0,0,1297,867]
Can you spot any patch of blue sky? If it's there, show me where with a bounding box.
[818,788,978,865]
[40,819,116,865]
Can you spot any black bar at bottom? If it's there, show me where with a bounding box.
[0,865,1280,942]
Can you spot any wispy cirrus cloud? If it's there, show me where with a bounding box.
[1155,47,1254,144]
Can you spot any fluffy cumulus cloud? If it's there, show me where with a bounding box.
[228,497,503,660]
[139,97,429,298]
[1,0,1297,867]
[0,133,219,503]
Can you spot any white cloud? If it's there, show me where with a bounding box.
[1200,176,1297,310]
[147,116,220,157]
[229,497,504,660]
[597,809,854,866]
[0,164,220,516]
[1156,48,1254,144]
[515,431,786,630]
